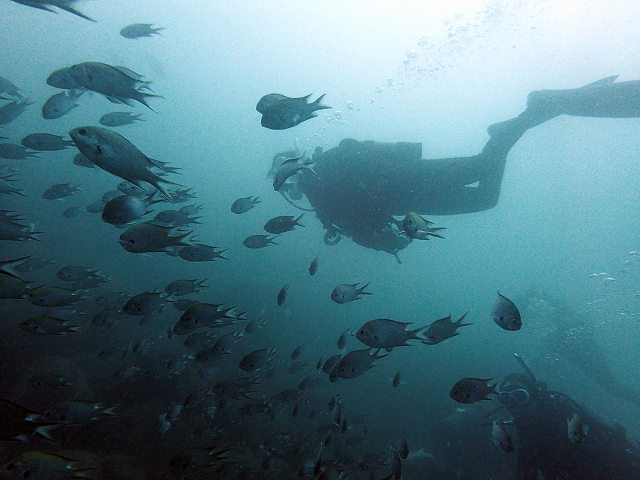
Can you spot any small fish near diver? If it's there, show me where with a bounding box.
[258,93,331,130]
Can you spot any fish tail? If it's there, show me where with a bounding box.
[34,423,62,440]
[358,281,373,295]
[136,91,164,112]
[310,94,331,111]
[428,227,446,238]
[175,229,195,245]
[102,405,119,416]
[454,311,472,327]
[142,171,184,201]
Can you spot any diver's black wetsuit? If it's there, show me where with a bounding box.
[286,76,640,259]
[501,372,640,480]
[424,366,640,479]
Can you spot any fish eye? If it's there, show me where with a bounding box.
[96,144,103,154]
[78,128,87,135]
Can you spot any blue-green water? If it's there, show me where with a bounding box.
[1,1,639,478]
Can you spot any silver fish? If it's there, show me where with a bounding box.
[239,347,277,371]
[422,312,471,345]
[174,243,228,262]
[492,292,522,331]
[449,377,497,404]
[164,278,207,296]
[99,111,144,127]
[261,94,331,130]
[118,222,192,253]
[330,348,388,381]
[56,265,101,281]
[122,291,169,316]
[70,126,182,199]
[331,282,372,304]
[356,318,428,349]
[231,195,260,214]
[402,212,446,240]
[120,23,165,39]
[41,90,83,119]
[152,209,200,228]
[264,214,304,234]
[242,234,277,249]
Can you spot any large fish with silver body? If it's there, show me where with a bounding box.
[118,222,192,253]
[69,126,182,199]
[67,62,159,110]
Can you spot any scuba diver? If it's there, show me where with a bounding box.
[423,354,640,479]
[272,75,640,262]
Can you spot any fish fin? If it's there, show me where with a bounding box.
[136,92,164,112]
[105,96,125,105]
[454,312,472,327]
[427,227,446,238]
[21,3,57,13]
[34,423,62,440]
[102,405,118,416]
[310,94,332,111]
[139,172,184,201]
[358,281,372,295]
